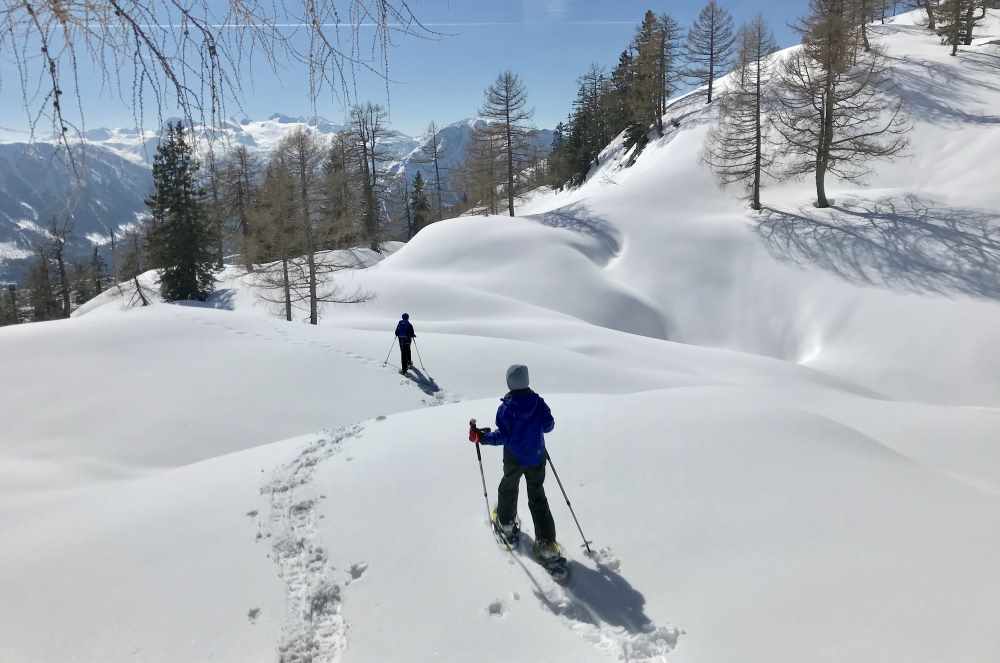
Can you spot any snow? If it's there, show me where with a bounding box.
[14,218,51,238]
[0,126,156,165]
[0,241,32,261]
[2,11,1000,663]
[2,114,418,168]
[0,125,32,142]
[18,201,38,219]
